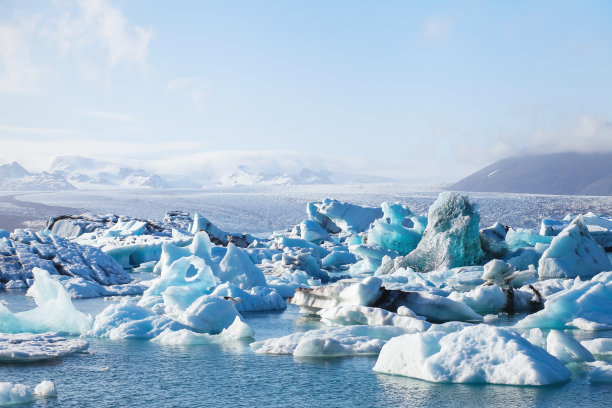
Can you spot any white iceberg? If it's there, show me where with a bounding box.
[218,244,267,289]
[516,271,612,330]
[152,316,254,345]
[373,324,570,385]
[307,199,383,235]
[318,305,430,331]
[90,299,186,339]
[0,332,88,362]
[0,268,92,334]
[250,325,408,357]
[581,338,612,355]
[545,330,594,363]
[538,215,611,279]
[587,362,612,383]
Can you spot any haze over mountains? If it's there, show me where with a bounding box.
[448,152,612,196]
[0,155,392,191]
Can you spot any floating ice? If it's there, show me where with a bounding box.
[546,330,594,363]
[479,222,509,258]
[191,212,252,247]
[505,228,553,252]
[318,305,430,331]
[211,282,286,312]
[90,299,186,339]
[0,229,131,290]
[587,362,612,383]
[0,332,88,362]
[145,255,217,298]
[0,268,92,334]
[218,244,267,289]
[33,381,57,397]
[0,383,35,406]
[152,316,254,345]
[373,324,570,385]
[291,220,331,244]
[289,277,482,323]
[165,294,241,334]
[321,249,356,269]
[366,202,423,255]
[250,325,408,357]
[448,284,541,313]
[153,232,215,275]
[517,271,612,330]
[307,199,383,234]
[264,270,322,298]
[379,193,484,273]
[581,338,612,355]
[538,216,611,279]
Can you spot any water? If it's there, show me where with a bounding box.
[1,294,610,407]
[2,186,612,406]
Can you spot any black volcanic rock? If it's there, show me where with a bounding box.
[447,152,612,196]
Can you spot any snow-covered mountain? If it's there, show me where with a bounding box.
[0,154,397,191]
[0,162,75,191]
[50,156,169,189]
[448,152,612,196]
[219,167,333,187]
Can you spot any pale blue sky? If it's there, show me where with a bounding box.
[1,0,611,182]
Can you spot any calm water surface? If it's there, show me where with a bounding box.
[1,293,611,408]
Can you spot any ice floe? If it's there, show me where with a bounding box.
[373,324,571,385]
[0,332,88,362]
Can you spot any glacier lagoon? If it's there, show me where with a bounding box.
[1,294,611,407]
[1,186,612,407]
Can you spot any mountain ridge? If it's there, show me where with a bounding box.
[447,152,612,196]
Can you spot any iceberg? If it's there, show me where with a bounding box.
[379,193,484,273]
[90,299,187,340]
[581,338,612,355]
[0,381,57,406]
[289,277,482,323]
[588,362,612,383]
[191,212,253,247]
[250,325,408,357]
[145,255,218,298]
[545,330,594,363]
[365,202,424,255]
[0,229,131,291]
[373,324,570,385]
[318,305,430,331]
[479,222,509,258]
[0,332,88,362]
[211,283,286,312]
[152,316,254,345]
[516,271,612,330]
[291,220,331,244]
[218,244,267,289]
[448,284,542,314]
[538,216,611,279]
[307,199,383,234]
[0,268,92,334]
[165,294,241,334]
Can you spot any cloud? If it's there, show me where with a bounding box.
[74,109,137,123]
[0,139,205,172]
[0,125,77,136]
[0,14,49,93]
[422,16,454,41]
[528,114,612,154]
[167,77,208,111]
[54,0,155,68]
[0,0,154,93]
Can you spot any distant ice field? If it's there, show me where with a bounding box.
[3,183,612,234]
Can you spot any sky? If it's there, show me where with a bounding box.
[0,0,611,183]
